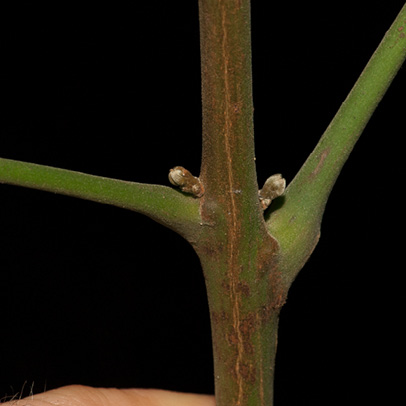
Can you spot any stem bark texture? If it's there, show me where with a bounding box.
[198,1,283,404]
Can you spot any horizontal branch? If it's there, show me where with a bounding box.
[267,4,406,284]
[0,158,201,240]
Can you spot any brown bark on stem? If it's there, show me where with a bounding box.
[197,1,285,404]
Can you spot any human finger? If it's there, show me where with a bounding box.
[2,385,215,406]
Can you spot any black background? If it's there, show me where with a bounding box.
[1,1,404,404]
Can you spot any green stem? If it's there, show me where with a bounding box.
[199,0,258,201]
[0,158,201,240]
[268,4,406,284]
[197,1,282,405]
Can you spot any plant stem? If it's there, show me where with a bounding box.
[199,0,257,200]
[0,158,201,239]
[1,3,405,405]
[267,3,406,285]
[198,1,283,405]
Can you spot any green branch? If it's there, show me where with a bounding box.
[267,4,406,284]
[0,158,201,240]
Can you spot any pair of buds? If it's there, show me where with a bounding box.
[168,167,285,210]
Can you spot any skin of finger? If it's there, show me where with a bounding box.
[2,385,216,406]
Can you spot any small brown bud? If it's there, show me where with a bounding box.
[259,174,286,210]
[168,166,204,197]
